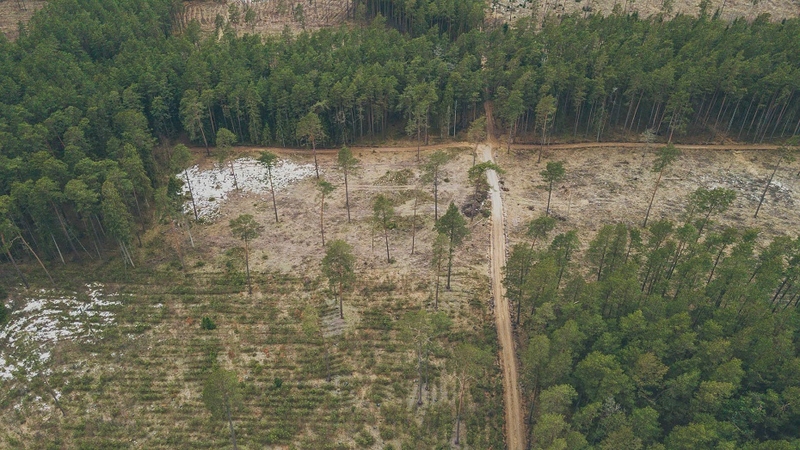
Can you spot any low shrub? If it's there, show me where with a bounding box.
[201,317,216,330]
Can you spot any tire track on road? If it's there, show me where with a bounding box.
[481,143,525,450]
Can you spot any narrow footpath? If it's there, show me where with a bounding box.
[480,143,525,450]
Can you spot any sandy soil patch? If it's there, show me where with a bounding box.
[497,145,799,250]
[179,157,316,219]
[183,146,492,282]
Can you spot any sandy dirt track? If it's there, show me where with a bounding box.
[227,141,783,162]
[482,143,525,450]
[511,142,781,151]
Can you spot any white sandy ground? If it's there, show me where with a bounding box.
[0,283,120,381]
[179,157,317,220]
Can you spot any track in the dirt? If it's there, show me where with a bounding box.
[481,143,525,450]
[225,141,782,161]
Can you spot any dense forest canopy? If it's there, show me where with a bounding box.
[2,1,800,447]
[506,215,800,448]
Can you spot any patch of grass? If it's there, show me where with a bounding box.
[376,168,415,186]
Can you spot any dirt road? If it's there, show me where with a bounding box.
[510,142,781,151]
[481,143,525,450]
[207,141,782,163]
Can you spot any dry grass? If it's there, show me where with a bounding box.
[491,0,800,23]
[499,145,800,252]
[0,146,504,449]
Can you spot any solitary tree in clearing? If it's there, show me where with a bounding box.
[423,150,452,221]
[202,366,242,450]
[229,214,263,295]
[322,239,355,319]
[296,112,325,179]
[541,161,566,216]
[372,194,395,263]
[317,180,335,246]
[435,202,469,290]
[257,151,280,223]
[755,140,796,218]
[337,146,359,222]
[643,144,680,228]
[431,233,448,309]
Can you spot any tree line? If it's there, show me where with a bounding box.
[505,186,800,448]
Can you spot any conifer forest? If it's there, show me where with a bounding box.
[2,0,800,448]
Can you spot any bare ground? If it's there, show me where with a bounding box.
[0,1,46,41]
[499,144,800,254]
[191,144,485,278]
[492,0,800,23]
[482,143,525,450]
[178,0,351,36]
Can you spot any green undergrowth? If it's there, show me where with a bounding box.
[1,265,502,448]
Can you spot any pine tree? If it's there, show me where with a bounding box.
[435,202,469,290]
